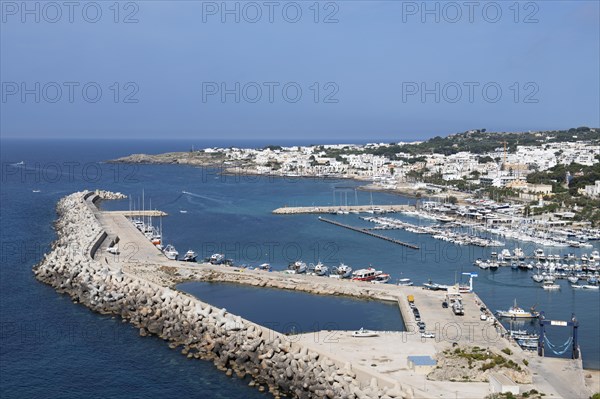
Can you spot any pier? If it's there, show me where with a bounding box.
[107,210,168,217]
[318,217,420,250]
[272,204,414,214]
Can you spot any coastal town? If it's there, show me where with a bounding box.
[114,127,600,227]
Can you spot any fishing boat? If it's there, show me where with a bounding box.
[351,267,379,282]
[542,281,560,290]
[397,278,413,286]
[288,261,307,274]
[163,244,179,260]
[313,262,329,276]
[534,249,545,260]
[182,250,197,262]
[330,263,352,278]
[496,299,539,319]
[351,328,378,338]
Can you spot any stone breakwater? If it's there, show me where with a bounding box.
[34,191,408,399]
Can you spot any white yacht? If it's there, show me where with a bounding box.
[163,244,179,260]
[542,281,560,290]
[397,278,413,286]
[313,262,329,276]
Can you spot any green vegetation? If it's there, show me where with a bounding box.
[486,389,544,399]
[501,348,512,355]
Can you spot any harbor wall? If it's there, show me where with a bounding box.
[33,191,409,399]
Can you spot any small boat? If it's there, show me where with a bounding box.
[532,274,544,283]
[397,278,413,286]
[179,210,188,214]
[352,328,378,338]
[582,285,600,290]
[352,267,380,282]
[372,273,391,284]
[163,244,179,260]
[496,299,539,319]
[32,189,41,193]
[288,261,307,274]
[209,253,226,265]
[313,262,329,276]
[423,280,448,291]
[514,247,525,260]
[330,263,352,278]
[257,263,271,271]
[182,250,197,262]
[542,281,560,290]
[567,276,579,284]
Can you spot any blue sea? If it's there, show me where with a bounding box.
[1,138,599,398]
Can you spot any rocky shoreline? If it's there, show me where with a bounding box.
[34,191,408,399]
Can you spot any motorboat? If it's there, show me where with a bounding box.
[423,280,449,291]
[542,281,560,290]
[514,247,525,260]
[257,263,271,271]
[532,274,544,283]
[330,263,352,278]
[397,278,413,286]
[372,273,391,284]
[182,250,197,262]
[209,253,226,265]
[288,261,307,274]
[534,249,545,259]
[163,244,179,260]
[496,299,538,319]
[352,328,378,338]
[567,276,579,284]
[352,267,380,282]
[500,249,512,260]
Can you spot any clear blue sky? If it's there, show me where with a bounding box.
[1,0,599,141]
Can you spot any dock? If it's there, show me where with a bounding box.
[106,210,168,217]
[318,217,420,249]
[272,204,414,214]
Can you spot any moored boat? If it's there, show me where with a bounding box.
[397,278,413,286]
[288,261,307,274]
[182,250,197,262]
[352,328,378,337]
[352,267,379,282]
[163,244,179,260]
[330,263,352,278]
[496,299,538,319]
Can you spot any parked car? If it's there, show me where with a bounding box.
[442,301,448,308]
[421,332,435,339]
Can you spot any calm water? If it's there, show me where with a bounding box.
[1,139,599,398]
[178,282,405,334]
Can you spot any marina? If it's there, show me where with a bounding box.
[66,191,592,398]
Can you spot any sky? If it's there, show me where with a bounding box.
[1,0,599,142]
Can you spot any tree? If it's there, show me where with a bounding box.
[448,196,458,204]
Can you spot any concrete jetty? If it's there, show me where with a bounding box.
[273,204,414,215]
[318,217,420,250]
[34,191,595,399]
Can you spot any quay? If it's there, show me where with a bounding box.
[34,191,597,399]
[107,210,168,217]
[318,217,420,250]
[273,204,414,214]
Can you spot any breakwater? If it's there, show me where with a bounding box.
[34,191,408,399]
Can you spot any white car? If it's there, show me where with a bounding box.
[421,332,435,339]
[480,314,487,321]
